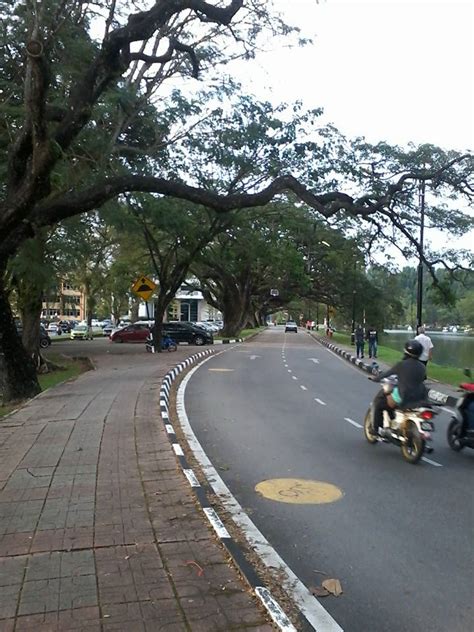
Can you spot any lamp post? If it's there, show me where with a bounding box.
[351,290,356,344]
[416,178,426,334]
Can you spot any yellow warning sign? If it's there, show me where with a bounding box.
[131,276,156,301]
[255,478,343,504]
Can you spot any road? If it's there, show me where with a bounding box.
[183,327,473,632]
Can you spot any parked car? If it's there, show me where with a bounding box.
[285,320,298,333]
[39,325,52,348]
[70,324,93,340]
[110,322,151,343]
[162,321,213,345]
[47,322,62,335]
[58,321,71,333]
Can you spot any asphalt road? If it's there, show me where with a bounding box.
[183,327,474,632]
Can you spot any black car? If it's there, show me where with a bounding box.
[15,321,51,348]
[162,321,214,346]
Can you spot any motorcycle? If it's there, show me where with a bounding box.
[145,334,178,353]
[447,369,474,452]
[364,375,438,464]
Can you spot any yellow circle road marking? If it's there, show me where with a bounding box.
[255,478,343,504]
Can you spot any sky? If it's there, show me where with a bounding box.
[227,0,473,262]
[241,0,474,153]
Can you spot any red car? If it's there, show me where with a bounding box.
[110,322,150,343]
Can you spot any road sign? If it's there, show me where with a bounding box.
[270,288,279,296]
[131,276,156,301]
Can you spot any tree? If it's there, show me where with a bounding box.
[0,0,472,401]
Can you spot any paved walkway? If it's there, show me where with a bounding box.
[0,347,274,631]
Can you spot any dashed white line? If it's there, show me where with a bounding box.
[344,417,363,429]
[292,376,298,380]
[300,385,308,391]
[421,456,443,467]
[314,398,327,406]
[287,369,292,373]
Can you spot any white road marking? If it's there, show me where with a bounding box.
[300,385,308,391]
[308,358,320,364]
[287,369,292,373]
[344,417,363,428]
[250,355,261,360]
[315,398,327,406]
[172,443,184,456]
[421,456,443,467]
[177,360,343,632]
[292,376,298,380]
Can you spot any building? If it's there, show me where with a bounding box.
[41,281,86,322]
[139,284,222,323]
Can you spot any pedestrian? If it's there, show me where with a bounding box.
[414,326,434,366]
[355,324,365,359]
[367,325,378,358]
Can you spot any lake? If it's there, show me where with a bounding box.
[381,331,474,369]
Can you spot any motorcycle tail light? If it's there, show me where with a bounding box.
[420,410,434,420]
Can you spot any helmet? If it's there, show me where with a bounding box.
[404,339,423,358]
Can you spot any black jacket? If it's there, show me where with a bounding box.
[377,356,427,406]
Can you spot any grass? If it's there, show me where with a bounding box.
[0,354,90,418]
[319,330,465,387]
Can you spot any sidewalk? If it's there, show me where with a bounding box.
[0,346,275,631]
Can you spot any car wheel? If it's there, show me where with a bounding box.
[194,335,205,346]
[39,338,49,349]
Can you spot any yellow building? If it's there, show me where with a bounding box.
[41,281,86,322]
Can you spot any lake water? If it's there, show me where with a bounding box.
[381,331,474,368]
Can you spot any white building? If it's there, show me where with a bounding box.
[138,284,222,323]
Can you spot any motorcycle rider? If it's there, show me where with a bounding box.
[369,340,428,437]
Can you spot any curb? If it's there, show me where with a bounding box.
[213,338,243,344]
[315,336,459,408]
[157,349,307,632]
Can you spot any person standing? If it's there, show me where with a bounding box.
[414,326,434,366]
[355,324,365,359]
[367,325,378,359]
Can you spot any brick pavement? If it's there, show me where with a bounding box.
[0,347,275,632]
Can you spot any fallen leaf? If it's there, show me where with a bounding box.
[310,585,330,597]
[322,578,343,597]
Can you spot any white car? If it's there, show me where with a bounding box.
[285,320,298,333]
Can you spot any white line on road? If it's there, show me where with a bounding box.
[308,358,320,364]
[314,398,327,406]
[421,456,443,467]
[344,417,363,428]
[300,385,307,391]
[177,362,343,632]
[287,369,292,373]
[292,376,298,380]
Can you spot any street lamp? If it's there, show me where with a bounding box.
[351,290,356,344]
[416,178,426,334]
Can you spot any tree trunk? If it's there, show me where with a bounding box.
[0,275,41,402]
[220,289,249,337]
[152,301,168,353]
[20,283,43,357]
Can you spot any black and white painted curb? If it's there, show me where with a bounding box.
[315,337,458,408]
[213,338,243,344]
[158,350,327,632]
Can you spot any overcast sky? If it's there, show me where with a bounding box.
[241,0,473,153]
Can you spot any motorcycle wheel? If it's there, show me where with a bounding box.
[363,407,378,444]
[447,418,464,451]
[401,421,424,464]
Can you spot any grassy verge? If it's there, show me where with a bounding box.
[0,354,91,418]
[319,330,465,387]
